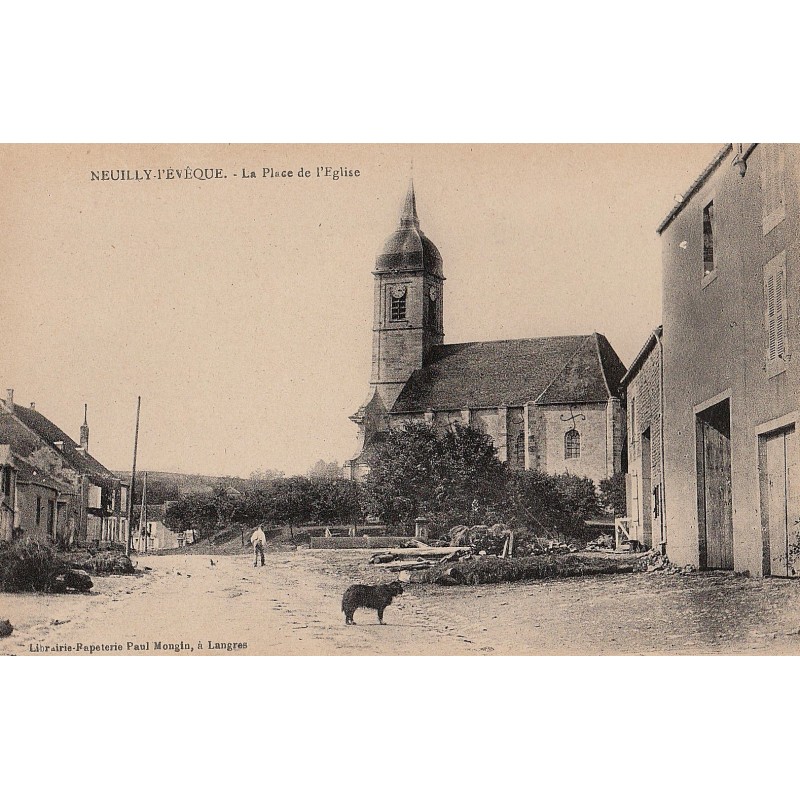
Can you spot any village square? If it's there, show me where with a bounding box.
[2,143,799,656]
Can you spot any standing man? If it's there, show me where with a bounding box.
[251,525,267,567]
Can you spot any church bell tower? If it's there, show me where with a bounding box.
[370,181,445,410]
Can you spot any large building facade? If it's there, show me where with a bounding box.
[659,143,800,576]
[345,183,628,486]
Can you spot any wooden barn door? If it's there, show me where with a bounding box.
[761,426,798,577]
[697,400,734,570]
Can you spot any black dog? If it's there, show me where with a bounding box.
[342,581,404,625]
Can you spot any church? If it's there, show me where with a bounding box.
[343,183,628,487]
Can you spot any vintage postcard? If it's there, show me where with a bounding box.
[2,142,798,656]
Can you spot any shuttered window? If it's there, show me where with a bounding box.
[762,143,785,234]
[764,252,788,374]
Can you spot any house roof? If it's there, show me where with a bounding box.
[390,333,626,413]
[15,459,73,494]
[0,411,48,459]
[10,404,121,488]
[656,144,733,234]
[620,326,663,388]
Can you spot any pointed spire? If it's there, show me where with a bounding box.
[80,403,89,450]
[400,175,419,228]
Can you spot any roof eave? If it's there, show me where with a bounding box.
[620,326,663,387]
[656,144,734,235]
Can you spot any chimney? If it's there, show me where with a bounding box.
[5,389,13,410]
[30,402,35,410]
[80,404,89,451]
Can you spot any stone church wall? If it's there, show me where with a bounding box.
[529,403,612,486]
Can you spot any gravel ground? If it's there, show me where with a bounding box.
[3,548,800,655]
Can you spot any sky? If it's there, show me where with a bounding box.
[0,143,722,477]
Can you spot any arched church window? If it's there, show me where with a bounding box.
[390,286,407,321]
[564,429,580,459]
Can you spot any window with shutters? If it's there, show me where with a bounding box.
[764,251,788,376]
[762,143,785,235]
[703,200,716,277]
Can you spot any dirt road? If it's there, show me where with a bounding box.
[4,549,800,655]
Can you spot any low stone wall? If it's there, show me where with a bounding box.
[310,536,413,550]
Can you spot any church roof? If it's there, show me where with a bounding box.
[375,182,443,276]
[390,333,626,413]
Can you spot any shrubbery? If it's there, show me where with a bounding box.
[0,538,67,593]
[511,470,601,542]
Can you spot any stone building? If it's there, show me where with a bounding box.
[0,445,18,541]
[659,143,800,576]
[131,503,196,552]
[0,391,128,547]
[344,183,628,486]
[620,326,664,550]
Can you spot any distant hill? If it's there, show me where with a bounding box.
[112,471,258,505]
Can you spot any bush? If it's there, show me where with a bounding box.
[511,470,601,541]
[0,538,63,592]
[82,552,135,575]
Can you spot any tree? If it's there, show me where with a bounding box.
[268,477,315,536]
[248,468,285,483]
[308,477,363,524]
[512,470,601,541]
[164,493,219,537]
[364,422,511,531]
[306,460,341,480]
[599,473,626,516]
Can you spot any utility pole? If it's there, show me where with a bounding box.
[125,396,141,558]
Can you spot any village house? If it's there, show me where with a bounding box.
[131,503,196,552]
[0,445,18,541]
[620,327,664,552]
[657,143,799,576]
[344,183,628,486]
[0,390,129,547]
[0,439,77,545]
